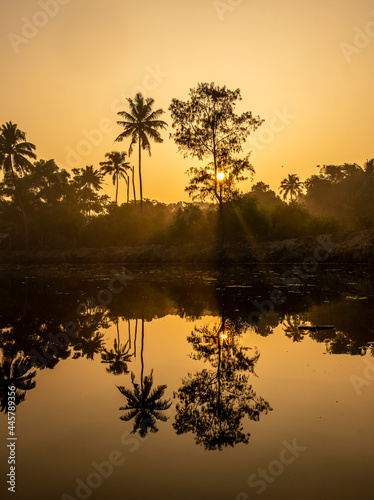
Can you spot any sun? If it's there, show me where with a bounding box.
[217,172,225,181]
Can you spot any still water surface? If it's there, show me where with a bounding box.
[0,265,373,500]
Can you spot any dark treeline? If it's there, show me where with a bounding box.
[1,81,374,251]
[1,157,373,251]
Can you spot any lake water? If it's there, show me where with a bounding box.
[0,264,373,500]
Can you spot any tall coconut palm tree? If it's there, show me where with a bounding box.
[115,93,167,214]
[131,165,136,206]
[279,173,304,202]
[0,122,36,250]
[100,151,132,204]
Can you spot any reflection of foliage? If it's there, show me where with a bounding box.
[174,367,271,450]
[72,330,105,360]
[101,339,132,375]
[0,354,36,413]
[283,315,307,342]
[174,321,272,450]
[73,327,104,360]
[117,371,171,437]
[71,309,108,360]
[101,317,133,375]
[325,331,369,356]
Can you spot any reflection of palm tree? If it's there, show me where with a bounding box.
[0,121,37,250]
[102,339,132,375]
[72,315,106,360]
[72,331,105,360]
[100,151,131,204]
[101,318,132,375]
[0,354,36,413]
[283,315,307,342]
[116,313,171,436]
[117,370,171,437]
[115,93,167,214]
[279,174,303,202]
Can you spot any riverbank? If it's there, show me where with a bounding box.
[0,229,373,265]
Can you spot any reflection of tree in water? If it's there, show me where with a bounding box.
[101,318,134,375]
[0,353,36,413]
[310,329,373,356]
[71,306,108,360]
[117,370,171,437]
[282,314,308,343]
[116,313,171,437]
[173,319,272,450]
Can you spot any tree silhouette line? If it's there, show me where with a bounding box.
[1,83,374,252]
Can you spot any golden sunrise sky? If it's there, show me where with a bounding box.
[1,0,374,204]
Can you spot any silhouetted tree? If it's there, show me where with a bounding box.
[115,93,167,214]
[72,166,108,217]
[0,122,36,250]
[185,153,254,202]
[250,182,279,207]
[279,174,303,202]
[170,83,263,246]
[100,151,131,204]
[73,165,103,191]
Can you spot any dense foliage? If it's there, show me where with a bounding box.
[1,86,373,251]
[3,155,373,250]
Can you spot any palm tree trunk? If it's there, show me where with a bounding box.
[138,139,143,215]
[132,166,137,205]
[140,313,144,392]
[134,318,138,357]
[10,167,29,251]
[116,317,120,348]
[115,174,119,204]
[126,173,130,203]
